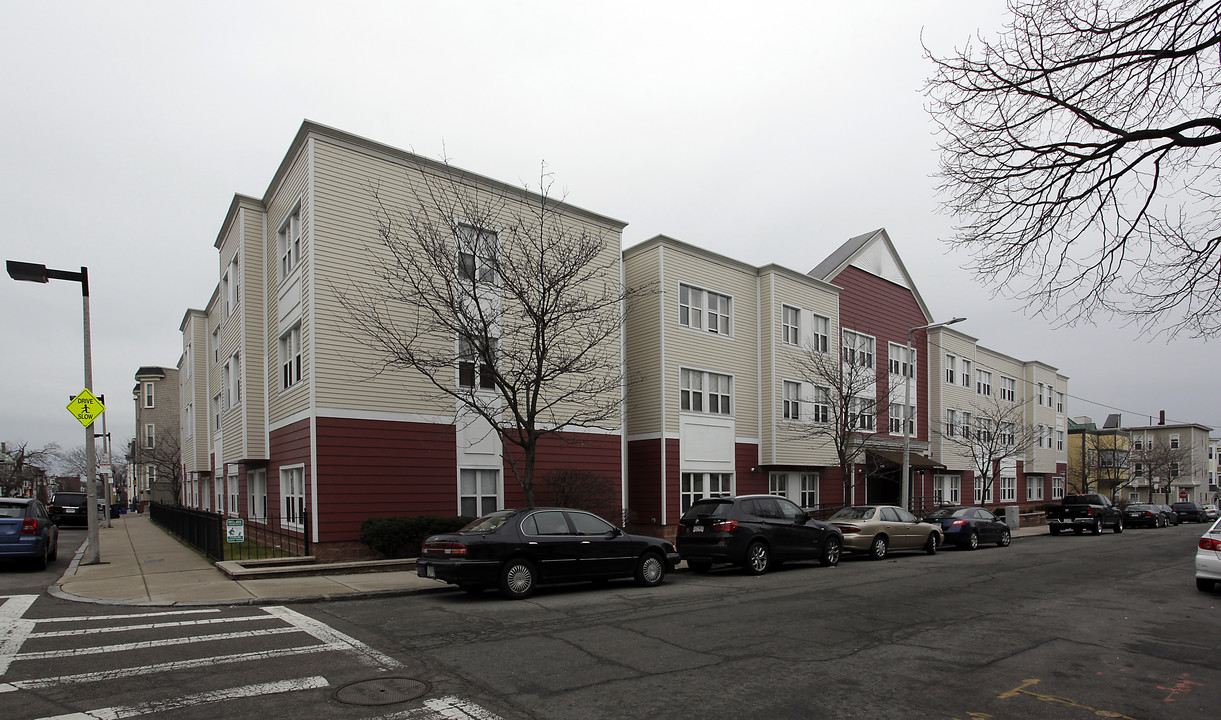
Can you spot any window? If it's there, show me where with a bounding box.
[1000,377,1016,402]
[457,224,498,283]
[945,409,957,439]
[458,336,497,390]
[1170,434,1180,449]
[1026,477,1044,501]
[811,385,830,423]
[975,417,991,443]
[1170,462,1180,478]
[278,207,301,280]
[974,477,992,504]
[842,330,874,369]
[1056,431,1064,451]
[215,481,224,515]
[184,342,192,380]
[976,369,992,396]
[280,324,302,390]
[249,469,267,520]
[811,314,830,353]
[1037,383,1046,406]
[783,380,801,420]
[890,404,915,436]
[1000,422,1015,446]
[680,472,732,513]
[459,469,499,517]
[143,381,155,408]
[1036,424,1046,448]
[226,255,240,317]
[769,472,788,497]
[1057,392,1064,413]
[1133,436,1144,451]
[1052,476,1065,499]
[933,475,961,504]
[183,403,193,440]
[800,473,819,507]
[1133,462,1144,478]
[212,392,222,431]
[850,396,875,431]
[227,472,239,517]
[961,359,972,387]
[281,466,305,529]
[225,352,241,409]
[146,465,156,487]
[999,477,1016,502]
[782,305,800,346]
[888,343,915,378]
[211,327,219,364]
[144,423,155,449]
[680,368,732,415]
[961,411,972,440]
[945,354,956,384]
[679,283,731,336]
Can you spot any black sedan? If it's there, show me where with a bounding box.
[676,495,843,574]
[0,498,59,570]
[1155,504,1181,526]
[416,507,680,599]
[1124,503,1167,528]
[921,505,1011,550]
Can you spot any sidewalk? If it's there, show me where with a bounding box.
[50,513,442,606]
[48,513,1053,607]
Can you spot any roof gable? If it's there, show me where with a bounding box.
[809,228,932,322]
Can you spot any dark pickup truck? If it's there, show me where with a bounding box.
[1046,493,1124,535]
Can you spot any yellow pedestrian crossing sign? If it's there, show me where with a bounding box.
[67,389,106,427]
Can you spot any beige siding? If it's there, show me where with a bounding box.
[623,245,663,437]
[241,206,267,459]
[929,330,979,470]
[265,150,312,425]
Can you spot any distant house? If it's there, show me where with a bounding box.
[1123,414,1214,504]
[1067,415,1130,499]
[132,366,181,506]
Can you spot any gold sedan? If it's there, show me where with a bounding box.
[828,505,943,560]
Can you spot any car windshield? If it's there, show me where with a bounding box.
[829,506,876,521]
[926,507,968,518]
[459,510,517,534]
[681,501,731,520]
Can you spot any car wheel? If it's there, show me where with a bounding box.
[1050,526,1061,536]
[48,536,58,562]
[459,584,486,595]
[1113,519,1124,534]
[634,552,666,587]
[924,533,939,555]
[1091,521,1102,535]
[997,528,1011,547]
[820,536,842,567]
[965,531,979,551]
[498,558,537,600]
[1197,578,1216,592]
[686,559,712,574]
[744,540,770,575]
[869,535,888,561]
[33,544,49,571]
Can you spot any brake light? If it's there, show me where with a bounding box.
[423,541,467,556]
[1084,508,1095,516]
[950,519,966,527]
[711,519,739,532]
[22,518,39,535]
[1199,537,1221,552]
[838,525,861,534]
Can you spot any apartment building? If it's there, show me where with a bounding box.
[131,366,180,507]
[180,121,627,559]
[1124,416,1214,504]
[1067,415,1130,499]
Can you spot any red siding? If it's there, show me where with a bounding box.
[627,438,664,525]
[735,443,767,495]
[503,432,622,515]
[831,265,930,442]
[269,418,312,525]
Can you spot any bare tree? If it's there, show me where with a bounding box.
[134,429,183,505]
[1,441,60,497]
[339,162,647,508]
[535,468,620,521]
[789,334,893,506]
[1068,431,1131,496]
[926,0,1221,338]
[1127,433,1192,503]
[55,444,97,478]
[937,396,1040,502]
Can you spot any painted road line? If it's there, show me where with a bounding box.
[34,608,222,623]
[16,626,301,660]
[33,675,330,719]
[373,696,506,720]
[263,605,403,670]
[31,615,269,638]
[0,595,38,676]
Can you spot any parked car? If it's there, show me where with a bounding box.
[416,507,679,599]
[827,505,942,560]
[1172,501,1206,523]
[1195,517,1221,592]
[1123,503,1168,529]
[921,506,1011,550]
[0,498,59,570]
[1155,504,1181,526]
[1203,505,1220,522]
[49,491,90,526]
[676,495,843,575]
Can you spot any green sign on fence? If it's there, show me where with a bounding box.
[226,518,245,543]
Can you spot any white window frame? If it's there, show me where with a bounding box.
[280,324,302,390]
[810,314,830,354]
[281,465,306,530]
[225,352,241,410]
[945,354,956,385]
[945,409,957,439]
[1052,476,1065,499]
[143,381,155,408]
[781,305,800,347]
[842,330,875,369]
[278,206,301,282]
[227,471,239,518]
[976,369,992,397]
[934,474,961,504]
[680,472,733,513]
[811,385,830,423]
[680,368,732,416]
[888,343,915,379]
[1056,430,1064,451]
[889,403,915,436]
[456,224,498,284]
[999,476,1017,502]
[678,283,732,336]
[248,469,267,520]
[144,423,155,449]
[1170,434,1181,449]
[1027,476,1044,501]
[1038,383,1046,407]
[961,359,972,388]
[783,380,801,421]
[974,477,993,504]
[1056,392,1065,414]
[459,468,500,517]
[212,392,222,431]
[1000,377,1016,402]
[850,396,876,432]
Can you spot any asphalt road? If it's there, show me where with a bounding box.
[3,522,1217,719]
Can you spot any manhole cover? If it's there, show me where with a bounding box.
[334,677,430,706]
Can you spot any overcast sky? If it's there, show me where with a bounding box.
[1,1,1215,467]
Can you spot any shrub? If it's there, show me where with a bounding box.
[359,515,472,558]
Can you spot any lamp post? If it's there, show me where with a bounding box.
[901,317,966,511]
[7,260,101,564]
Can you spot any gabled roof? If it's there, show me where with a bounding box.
[808,228,933,323]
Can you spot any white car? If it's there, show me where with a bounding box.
[1203,504,1220,522]
[1196,517,1221,592]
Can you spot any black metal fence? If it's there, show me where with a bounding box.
[149,502,310,562]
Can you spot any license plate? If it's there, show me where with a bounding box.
[426,565,435,578]
[692,525,704,533]
[66,508,77,513]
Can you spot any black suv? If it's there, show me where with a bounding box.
[676,495,843,575]
[1172,501,1206,523]
[49,491,89,526]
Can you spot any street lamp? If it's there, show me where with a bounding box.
[901,317,966,511]
[6,260,101,564]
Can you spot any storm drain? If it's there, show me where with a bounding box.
[334,676,431,706]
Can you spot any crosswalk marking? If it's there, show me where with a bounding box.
[17,626,300,660]
[31,614,268,638]
[33,676,330,720]
[0,595,38,676]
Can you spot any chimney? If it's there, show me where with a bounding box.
[1159,410,1166,426]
